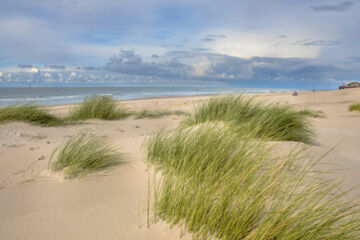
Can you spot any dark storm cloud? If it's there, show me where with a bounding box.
[105,50,192,79]
[201,55,253,80]
[202,55,340,83]
[249,57,339,81]
[3,49,359,88]
[310,1,354,12]
[104,50,354,88]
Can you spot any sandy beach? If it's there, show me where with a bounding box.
[1,89,360,239]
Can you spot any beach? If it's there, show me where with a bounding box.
[1,89,360,239]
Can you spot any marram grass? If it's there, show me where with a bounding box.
[134,109,188,119]
[349,103,360,112]
[67,95,130,120]
[184,95,316,144]
[0,95,188,126]
[297,109,324,118]
[146,123,360,239]
[0,104,65,126]
[49,134,123,179]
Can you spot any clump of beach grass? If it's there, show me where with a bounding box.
[146,123,360,239]
[184,95,315,144]
[134,109,188,119]
[0,104,64,126]
[349,103,360,112]
[49,134,123,179]
[67,95,130,120]
[297,109,324,118]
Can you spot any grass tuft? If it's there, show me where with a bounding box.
[0,104,65,126]
[184,95,315,144]
[349,103,360,112]
[134,109,188,119]
[49,134,123,178]
[0,95,189,125]
[146,123,360,239]
[297,109,324,118]
[67,95,130,120]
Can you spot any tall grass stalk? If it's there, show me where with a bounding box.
[49,134,122,178]
[184,95,315,144]
[0,104,64,126]
[146,123,360,239]
[67,95,130,120]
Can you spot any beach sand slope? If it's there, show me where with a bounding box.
[0,91,359,239]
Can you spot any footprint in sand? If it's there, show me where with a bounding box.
[16,131,47,140]
[7,144,24,148]
[29,147,40,151]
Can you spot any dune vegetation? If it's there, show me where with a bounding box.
[0,95,190,126]
[146,123,360,239]
[134,109,188,119]
[349,103,360,112]
[67,95,130,120]
[49,134,123,179]
[0,104,65,126]
[183,95,316,144]
[297,109,324,118]
[145,95,360,239]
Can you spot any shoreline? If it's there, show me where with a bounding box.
[44,88,335,109]
[0,86,306,108]
[42,89,347,118]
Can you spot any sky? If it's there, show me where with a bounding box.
[0,0,360,89]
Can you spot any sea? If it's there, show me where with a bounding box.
[0,86,288,107]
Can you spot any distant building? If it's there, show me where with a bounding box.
[339,81,360,89]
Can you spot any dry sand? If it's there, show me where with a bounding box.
[0,89,359,239]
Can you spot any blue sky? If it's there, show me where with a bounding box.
[0,0,360,88]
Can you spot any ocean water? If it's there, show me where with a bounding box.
[0,86,285,107]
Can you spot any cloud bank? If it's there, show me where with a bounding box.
[102,50,358,88]
[0,1,360,88]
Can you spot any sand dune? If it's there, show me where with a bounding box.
[0,90,359,239]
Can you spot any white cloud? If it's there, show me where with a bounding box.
[202,29,320,59]
[192,57,212,76]
[30,67,39,73]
